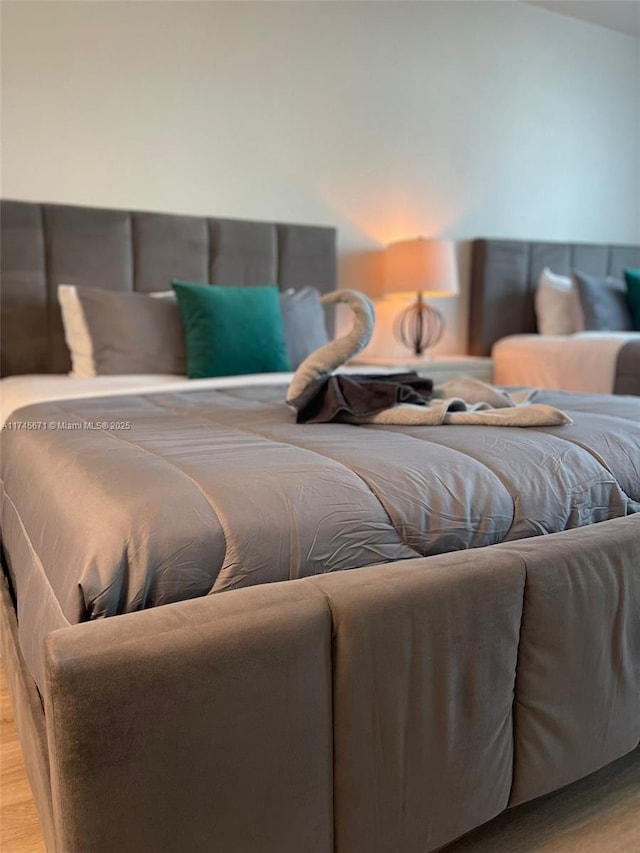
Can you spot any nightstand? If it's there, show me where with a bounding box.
[350,355,494,384]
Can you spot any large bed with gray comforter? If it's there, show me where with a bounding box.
[4,383,640,700]
[1,200,640,853]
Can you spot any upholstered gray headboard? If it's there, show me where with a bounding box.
[468,238,640,356]
[0,200,337,376]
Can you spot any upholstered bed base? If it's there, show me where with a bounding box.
[3,515,639,853]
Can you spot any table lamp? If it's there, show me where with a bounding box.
[385,238,459,356]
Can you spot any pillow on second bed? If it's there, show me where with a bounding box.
[572,271,634,332]
[534,267,584,335]
[624,269,640,331]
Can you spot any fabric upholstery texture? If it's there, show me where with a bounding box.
[0,200,337,376]
[572,271,634,332]
[172,282,291,377]
[309,549,525,853]
[469,239,640,355]
[2,514,635,852]
[44,582,333,853]
[509,518,640,806]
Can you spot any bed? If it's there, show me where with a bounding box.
[1,201,640,853]
[469,238,640,394]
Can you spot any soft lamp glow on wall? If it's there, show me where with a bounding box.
[385,238,459,356]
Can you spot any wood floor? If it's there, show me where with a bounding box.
[441,745,640,852]
[0,665,45,853]
[1,657,640,853]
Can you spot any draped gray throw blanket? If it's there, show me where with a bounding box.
[287,290,572,427]
[292,373,435,424]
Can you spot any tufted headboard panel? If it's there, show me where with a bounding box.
[0,200,337,376]
[468,238,640,356]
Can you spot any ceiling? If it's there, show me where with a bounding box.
[525,1,640,38]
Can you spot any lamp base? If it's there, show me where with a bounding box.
[393,292,444,356]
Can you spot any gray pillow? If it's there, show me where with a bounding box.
[572,271,633,332]
[279,287,329,369]
[59,285,186,376]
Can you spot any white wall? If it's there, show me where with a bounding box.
[2,1,639,355]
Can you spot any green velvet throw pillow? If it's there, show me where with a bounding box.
[624,269,640,331]
[172,282,291,378]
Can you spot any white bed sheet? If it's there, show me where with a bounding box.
[0,367,392,427]
[493,332,639,394]
[0,374,298,426]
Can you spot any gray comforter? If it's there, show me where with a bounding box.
[1,383,639,691]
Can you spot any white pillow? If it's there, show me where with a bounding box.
[534,267,584,335]
[58,284,96,378]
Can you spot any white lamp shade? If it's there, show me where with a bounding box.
[385,238,459,298]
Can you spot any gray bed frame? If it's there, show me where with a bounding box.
[1,201,639,853]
